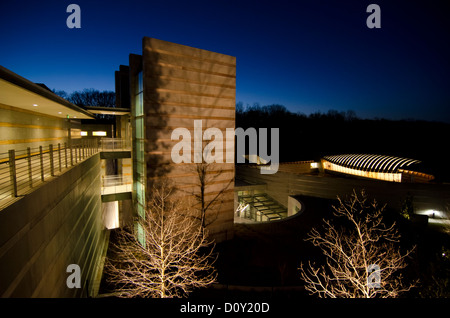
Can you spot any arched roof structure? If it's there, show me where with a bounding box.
[322,154,420,173]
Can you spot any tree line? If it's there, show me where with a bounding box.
[236,102,450,181]
[53,88,115,107]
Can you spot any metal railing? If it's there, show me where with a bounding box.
[0,139,99,209]
[101,175,132,195]
[99,138,131,151]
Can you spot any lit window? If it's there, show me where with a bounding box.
[81,131,88,136]
[93,131,107,136]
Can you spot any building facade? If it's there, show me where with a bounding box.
[0,37,237,298]
[119,37,236,242]
[0,66,109,297]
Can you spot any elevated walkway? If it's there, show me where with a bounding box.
[99,138,132,202]
[0,138,132,210]
[98,138,131,159]
[0,140,99,210]
[101,175,132,202]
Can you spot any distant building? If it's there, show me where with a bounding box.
[321,154,434,183]
[236,155,444,226]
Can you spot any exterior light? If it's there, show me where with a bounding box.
[416,209,445,218]
[58,112,62,114]
[93,131,107,136]
[32,104,38,106]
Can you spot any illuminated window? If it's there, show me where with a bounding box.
[81,131,88,136]
[92,131,107,136]
[133,70,145,221]
[134,222,146,247]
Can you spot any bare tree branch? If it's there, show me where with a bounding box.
[299,189,417,298]
[104,180,217,298]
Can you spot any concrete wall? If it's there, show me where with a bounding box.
[0,103,69,154]
[131,37,236,241]
[277,161,314,174]
[288,196,302,217]
[0,154,108,297]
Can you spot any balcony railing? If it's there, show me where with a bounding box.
[0,137,132,209]
[101,175,132,195]
[99,138,131,151]
[0,139,99,209]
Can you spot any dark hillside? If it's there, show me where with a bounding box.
[236,104,449,181]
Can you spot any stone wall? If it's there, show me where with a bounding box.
[130,37,236,241]
[0,154,108,297]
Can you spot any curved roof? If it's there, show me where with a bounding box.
[323,154,421,173]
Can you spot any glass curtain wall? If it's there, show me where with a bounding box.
[133,70,146,246]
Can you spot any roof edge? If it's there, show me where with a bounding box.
[0,65,96,119]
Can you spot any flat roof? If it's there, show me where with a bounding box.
[0,65,95,119]
[84,106,130,116]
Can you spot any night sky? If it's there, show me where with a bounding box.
[1,0,449,122]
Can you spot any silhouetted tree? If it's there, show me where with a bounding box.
[400,193,414,220]
[69,88,115,107]
[52,89,69,100]
[53,88,116,120]
[53,88,115,107]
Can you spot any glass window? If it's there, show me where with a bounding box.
[135,221,146,247]
[134,71,143,116]
[136,181,145,205]
[135,140,144,163]
[135,93,143,116]
[136,159,144,176]
[92,131,107,136]
[137,71,143,94]
[136,117,144,139]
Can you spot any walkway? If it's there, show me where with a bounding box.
[0,140,98,210]
[101,175,132,195]
[0,138,131,210]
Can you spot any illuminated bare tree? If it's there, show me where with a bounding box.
[105,180,217,298]
[299,189,417,298]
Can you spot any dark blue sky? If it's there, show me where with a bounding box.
[1,0,449,122]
